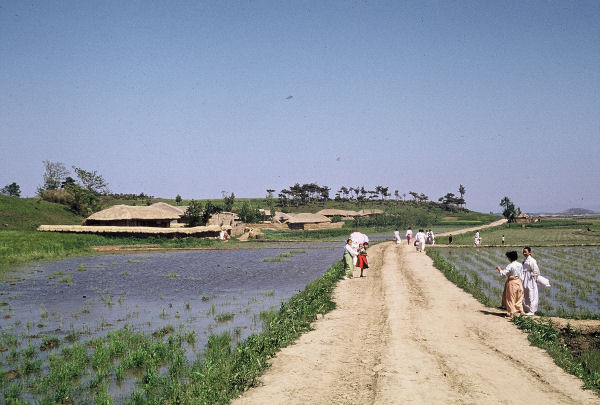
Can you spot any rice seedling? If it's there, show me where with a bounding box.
[60,276,73,284]
[167,272,178,278]
[121,271,130,276]
[214,312,235,323]
[39,305,48,319]
[101,295,113,307]
[77,264,87,271]
[262,257,284,262]
[185,302,191,310]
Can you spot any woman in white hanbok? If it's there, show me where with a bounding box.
[522,247,540,315]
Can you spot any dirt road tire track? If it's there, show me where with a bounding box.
[232,242,599,404]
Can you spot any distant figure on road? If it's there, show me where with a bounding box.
[495,251,525,319]
[415,229,426,252]
[393,229,401,244]
[406,228,413,245]
[448,234,453,244]
[474,231,481,246]
[501,235,505,246]
[522,246,540,316]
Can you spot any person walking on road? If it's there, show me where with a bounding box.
[343,238,358,279]
[393,229,402,244]
[415,229,426,252]
[495,251,526,319]
[522,246,540,315]
[406,228,413,245]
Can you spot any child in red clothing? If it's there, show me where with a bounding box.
[356,242,369,277]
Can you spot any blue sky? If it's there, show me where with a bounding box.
[1,1,599,213]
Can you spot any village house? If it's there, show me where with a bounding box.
[286,213,337,230]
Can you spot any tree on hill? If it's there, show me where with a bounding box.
[458,184,466,207]
[500,196,521,222]
[40,160,70,192]
[72,166,109,194]
[1,182,21,197]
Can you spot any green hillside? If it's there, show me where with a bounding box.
[0,195,84,231]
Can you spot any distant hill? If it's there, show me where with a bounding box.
[0,195,84,231]
[558,208,598,216]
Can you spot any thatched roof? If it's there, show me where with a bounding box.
[272,211,294,223]
[357,209,384,216]
[316,209,358,217]
[151,202,186,216]
[286,213,331,224]
[86,204,181,221]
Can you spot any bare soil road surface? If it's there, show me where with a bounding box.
[232,241,599,404]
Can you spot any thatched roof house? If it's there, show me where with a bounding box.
[83,203,183,227]
[206,212,241,227]
[316,209,358,219]
[286,213,331,230]
[515,212,532,223]
[271,211,294,223]
[357,209,384,216]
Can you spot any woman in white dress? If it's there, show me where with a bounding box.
[495,251,526,319]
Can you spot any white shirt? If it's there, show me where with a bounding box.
[344,243,358,257]
[522,256,540,276]
[499,261,523,278]
[415,231,426,242]
[406,229,413,237]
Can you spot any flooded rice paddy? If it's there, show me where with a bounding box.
[0,244,342,359]
[435,246,600,316]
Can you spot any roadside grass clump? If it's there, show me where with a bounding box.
[60,276,73,284]
[513,316,600,392]
[214,312,235,323]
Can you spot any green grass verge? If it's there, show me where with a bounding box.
[512,316,600,393]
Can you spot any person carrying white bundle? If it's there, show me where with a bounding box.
[522,246,543,315]
[393,229,401,244]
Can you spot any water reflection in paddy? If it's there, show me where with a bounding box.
[1,245,342,359]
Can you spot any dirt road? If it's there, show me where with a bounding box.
[232,241,599,404]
